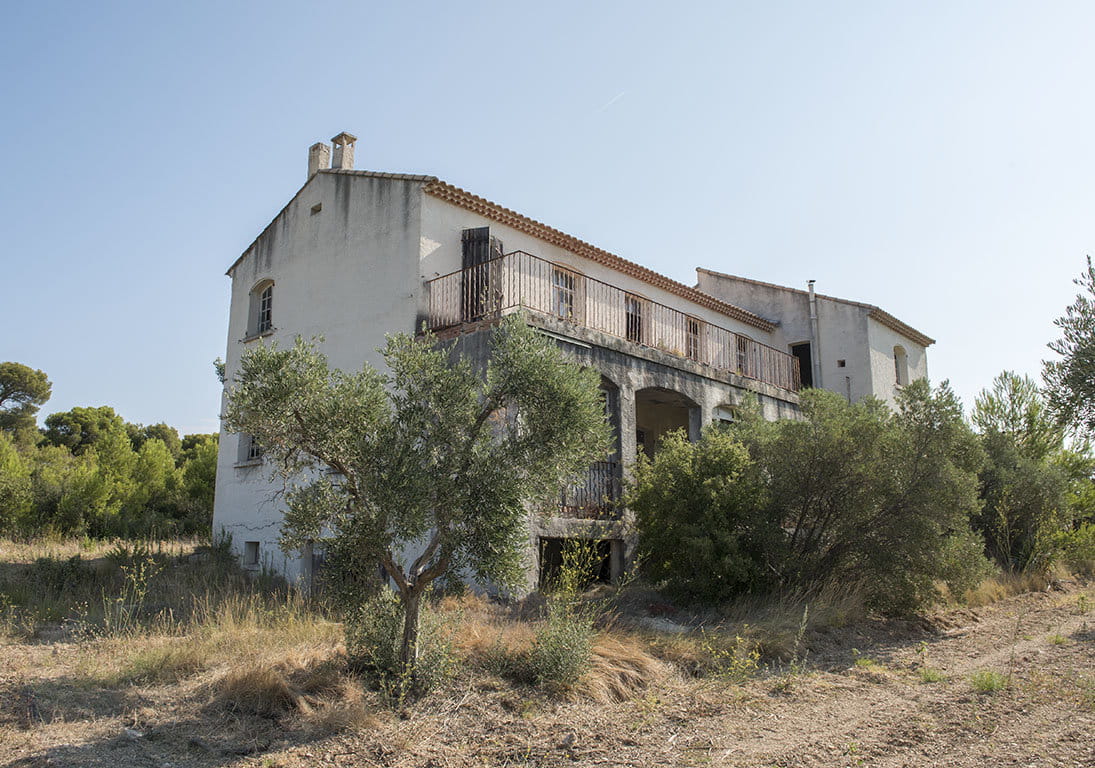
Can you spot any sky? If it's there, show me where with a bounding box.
[2,1,1093,434]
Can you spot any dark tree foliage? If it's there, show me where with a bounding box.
[973,371,1094,572]
[43,406,128,453]
[631,384,991,613]
[127,422,183,463]
[0,362,52,441]
[1044,257,1095,437]
[628,427,777,604]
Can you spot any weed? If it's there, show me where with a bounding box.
[1048,633,1068,645]
[771,605,810,693]
[698,629,760,682]
[1076,594,1092,615]
[851,648,878,669]
[918,667,945,683]
[970,668,1009,693]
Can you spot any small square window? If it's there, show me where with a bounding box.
[243,541,260,567]
[837,359,846,368]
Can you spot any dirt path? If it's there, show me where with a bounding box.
[2,583,1093,768]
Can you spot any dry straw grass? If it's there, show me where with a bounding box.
[961,568,1060,608]
[578,633,669,702]
[212,649,378,732]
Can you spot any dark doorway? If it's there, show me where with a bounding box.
[461,227,504,321]
[538,538,613,589]
[791,342,813,388]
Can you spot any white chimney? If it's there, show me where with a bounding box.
[308,142,331,178]
[330,132,357,170]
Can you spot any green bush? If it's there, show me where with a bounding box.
[1054,522,1095,576]
[344,590,455,700]
[525,601,594,690]
[628,427,776,603]
[630,384,993,614]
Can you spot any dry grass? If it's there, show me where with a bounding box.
[578,633,670,703]
[213,650,340,715]
[961,569,1059,608]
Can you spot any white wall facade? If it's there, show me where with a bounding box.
[696,270,932,408]
[865,317,930,410]
[213,172,425,582]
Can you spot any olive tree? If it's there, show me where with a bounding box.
[1045,257,1095,437]
[223,315,609,677]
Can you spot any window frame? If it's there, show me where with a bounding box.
[245,279,276,341]
[624,293,647,345]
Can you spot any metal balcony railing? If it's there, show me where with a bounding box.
[559,460,622,519]
[424,250,801,392]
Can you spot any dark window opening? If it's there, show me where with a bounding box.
[461,227,504,321]
[686,317,702,361]
[625,294,645,343]
[791,342,813,388]
[538,538,613,589]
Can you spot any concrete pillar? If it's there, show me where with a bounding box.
[683,405,700,440]
[308,142,330,178]
[618,384,637,481]
[331,131,357,170]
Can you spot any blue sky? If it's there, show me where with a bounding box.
[2,1,1093,433]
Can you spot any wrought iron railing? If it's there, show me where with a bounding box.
[560,460,621,519]
[424,250,801,391]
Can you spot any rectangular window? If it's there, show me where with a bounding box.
[625,294,645,344]
[243,541,260,567]
[257,285,273,333]
[686,317,702,361]
[736,336,749,374]
[552,267,577,319]
[246,435,263,462]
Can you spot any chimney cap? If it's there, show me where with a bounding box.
[331,132,357,145]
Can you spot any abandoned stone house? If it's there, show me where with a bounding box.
[212,132,933,590]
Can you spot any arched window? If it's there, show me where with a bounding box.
[248,280,274,337]
[893,345,909,386]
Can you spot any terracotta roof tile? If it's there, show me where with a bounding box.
[423,180,775,332]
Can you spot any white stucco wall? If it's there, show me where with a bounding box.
[213,171,425,582]
[865,317,929,410]
[695,271,931,407]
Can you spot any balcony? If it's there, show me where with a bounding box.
[424,250,801,392]
[559,460,621,519]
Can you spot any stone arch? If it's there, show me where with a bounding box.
[634,386,700,458]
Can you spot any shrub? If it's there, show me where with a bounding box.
[628,427,777,603]
[525,601,594,691]
[632,384,992,614]
[344,590,455,701]
[1053,522,1095,576]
